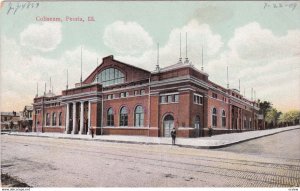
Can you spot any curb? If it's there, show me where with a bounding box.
[6,126,300,149]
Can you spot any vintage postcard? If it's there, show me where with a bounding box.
[1,0,299,189]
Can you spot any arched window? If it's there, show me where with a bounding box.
[58,112,62,126]
[119,107,128,126]
[249,118,252,129]
[134,106,144,127]
[95,68,125,86]
[244,117,247,129]
[46,113,50,126]
[107,108,114,126]
[212,108,217,127]
[222,110,226,128]
[52,112,56,126]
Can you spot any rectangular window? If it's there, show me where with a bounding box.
[134,90,139,96]
[167,95,172,103]
[160,96,166,103]
[140,89,145,95]
[107,94,112,100]
[174,94,179,102]
[212,93,218,99]
[193,94,203,105]
[120,92,125,98]
[125,92,129,97]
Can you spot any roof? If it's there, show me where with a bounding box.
[156,59,208,76]
[24,106,33,111]
[1,112,20,117]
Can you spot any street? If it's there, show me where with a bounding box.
[1,129,300,187]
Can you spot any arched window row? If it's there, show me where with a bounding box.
[106,105,145,127]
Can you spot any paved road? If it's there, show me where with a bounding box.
[218,129,300,160]
[1,131,300,187]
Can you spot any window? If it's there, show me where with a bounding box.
[249,118,252,129]
[212,93,218,99]
[222,110,226,127]
[52,112,56,126]
[107,108,114,126]
[94,68,125,86]
[58,112,62,126]
[140,89,145,95]
[174,94,179,102]
[193,94,203,105]
[244,117,247,129]
[160,94,179,104]
[119,107,128,126]
[212,108,217,127]
[160,96,166,103]
[134,106,144,127]
[120,92,128,98]
[167,95,173,103]
[107,94,113,100]
[134,90,139,96]
[46,113,50,126]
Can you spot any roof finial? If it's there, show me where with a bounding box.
[179,32,182,63]
[49,77,51,93]
[36,82,38,97]
[96,58,99,83]
[80,46,83,86]
[44,82,46,96]
[156,43,160,71]
[184,32,189,64]
[226,65,229,89]
[66,69,69,90]
[201,45,204,71]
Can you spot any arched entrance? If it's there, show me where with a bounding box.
[163,114,174,137]
[194,115,202,137]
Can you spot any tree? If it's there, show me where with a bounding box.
[258,100,272,118]
[265,108,281,128]
[278,110,300,126]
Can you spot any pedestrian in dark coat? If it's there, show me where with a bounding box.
[171,128,176,145]
[90,127,95,138]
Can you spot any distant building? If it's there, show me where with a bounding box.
[19,106,33,131]
[32,55,260,137]
[1,111,20,130]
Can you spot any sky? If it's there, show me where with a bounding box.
[0,1,299,112]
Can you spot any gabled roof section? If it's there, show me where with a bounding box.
[83,55,151,84]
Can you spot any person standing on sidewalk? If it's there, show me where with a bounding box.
[90,127,95,138]
[171,128,176,145]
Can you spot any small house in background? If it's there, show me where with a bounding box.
[0,111,20,130]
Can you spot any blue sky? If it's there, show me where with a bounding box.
[0,1,299,112]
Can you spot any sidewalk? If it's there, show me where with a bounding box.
[6,125,300,149]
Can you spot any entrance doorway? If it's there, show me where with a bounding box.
[195,115,202,137]
[163,114,174,137]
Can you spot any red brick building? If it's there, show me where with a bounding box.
[32,55,260,137]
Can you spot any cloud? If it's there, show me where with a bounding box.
[206,22,300,112]
[20,22,62,52]
[103,21,153,56]
[115,19,224,71]
[228,22,300,61]
[1,36,102,111]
